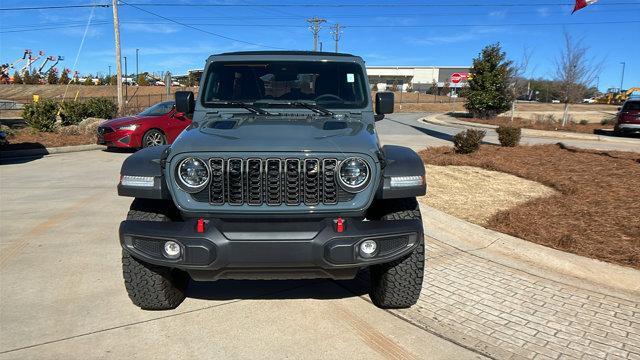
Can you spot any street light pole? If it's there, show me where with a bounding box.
[619,62,626,91]
[136,48,139,84]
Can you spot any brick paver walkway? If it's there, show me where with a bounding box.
[392,238,640,360]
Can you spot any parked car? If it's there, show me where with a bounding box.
[551,99,561,104]
[116,51,426,311]
[97,101,191,149]
[582,98,596,104]
[614,99,640,136]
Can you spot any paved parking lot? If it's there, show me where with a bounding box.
[2,119,639,359]
[0,150,482,359]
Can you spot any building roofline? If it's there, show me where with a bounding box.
[367,65,470,69]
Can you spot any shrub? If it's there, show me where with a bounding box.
[496,126,521,147]
[59,101,88,126]
[85,98,117,119]
[452,129,485,154]
[22,99,58,132]
[601,117,616,126]
[579,119,589,125]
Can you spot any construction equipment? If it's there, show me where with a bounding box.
[40,56,64,76]
[597,87,640,104]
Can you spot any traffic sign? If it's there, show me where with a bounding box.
[451,73,462,84]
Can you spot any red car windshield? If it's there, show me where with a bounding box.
[139,101,175,116]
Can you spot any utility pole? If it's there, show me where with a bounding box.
[306,17,326,51]
[136,48,139,84]
[108,65,111,79]
[112,0,123,113]
[619,61,626,91]
[330,23,343,53]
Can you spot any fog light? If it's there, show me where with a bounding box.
[163,241,181,259]
[360,240,378,258]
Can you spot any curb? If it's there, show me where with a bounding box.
[422,114,640,145]
[420,204,640,300]
[0,144,106,159]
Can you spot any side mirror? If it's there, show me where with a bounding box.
[375,92,394,121]
[175,91,195,114]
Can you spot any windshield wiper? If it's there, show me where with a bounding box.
[289,102,335,116]
[208,101,272,115]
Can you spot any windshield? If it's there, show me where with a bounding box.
[201,61,368,109]
[623,101,640,111]
[139,101,175,116]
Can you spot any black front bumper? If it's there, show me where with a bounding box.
[119,217,423,281]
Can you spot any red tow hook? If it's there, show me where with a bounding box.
[196,218,205,233]
[336,217,345,233]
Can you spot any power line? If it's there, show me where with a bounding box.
[122,2,639,7]
[3,19,639,34]
[119,0,284,49]
[0,4,110,11]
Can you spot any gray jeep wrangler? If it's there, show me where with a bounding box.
[117,51,426,310]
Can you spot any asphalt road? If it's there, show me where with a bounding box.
[376,112,640,152]
[0,150,484,359]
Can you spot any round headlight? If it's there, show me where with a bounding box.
[338,157,370,192]
[176,157,209,192]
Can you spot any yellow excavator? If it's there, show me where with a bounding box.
[597,87,640,104]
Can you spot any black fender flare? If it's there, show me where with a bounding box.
[375,145,426,199]
[117,145,170,199]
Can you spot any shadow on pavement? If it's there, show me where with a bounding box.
[103,147,137,154]
[186,277,368,301]
[385,118,455,142]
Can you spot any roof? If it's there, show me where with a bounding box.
[215,51,357,57]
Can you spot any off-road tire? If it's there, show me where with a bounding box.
[368,198,424,309]
[122,199,187,310]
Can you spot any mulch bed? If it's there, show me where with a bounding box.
[452,114,612,134]
[421,144,640,269]
[1,128,95,151]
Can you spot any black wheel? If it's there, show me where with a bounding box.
[122,199,187,310]
[142,129,166,148]
[367,198,425,309]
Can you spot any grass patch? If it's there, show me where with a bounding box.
[420,144,640,269]
[451,114,613,134]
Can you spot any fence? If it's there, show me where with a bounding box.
[371,91,462,104]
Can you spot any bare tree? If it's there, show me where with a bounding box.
[554,32,602,126]
[510,47,533,122]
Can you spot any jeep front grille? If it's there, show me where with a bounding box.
[195,157,351,206]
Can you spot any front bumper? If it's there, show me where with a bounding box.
[616,123,640,134]
[97,129,139,148]
[120,217,423,281]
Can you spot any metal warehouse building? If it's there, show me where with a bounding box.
[366,66,471,92]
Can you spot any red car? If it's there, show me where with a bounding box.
[614,99,640,136]
[97,101,191,149]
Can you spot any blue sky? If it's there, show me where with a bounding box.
[1,0,638,91]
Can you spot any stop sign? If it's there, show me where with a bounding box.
[451,73,462,84]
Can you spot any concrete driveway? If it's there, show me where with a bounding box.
[376,113,640,152]
[0,151,483,359]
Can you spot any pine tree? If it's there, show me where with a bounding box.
[59,69,70,85]
[464,43,514,119]
[22,70,32,84]
[12,71,23,84]
[83,75,94,86]
[47,69,59,85]
[31,69,42,85]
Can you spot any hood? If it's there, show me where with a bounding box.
[169,115,379,155]
[101,115,145,129]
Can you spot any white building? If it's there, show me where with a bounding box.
[366,66,471,92]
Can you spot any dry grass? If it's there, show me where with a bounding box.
[422,165,557,224]
[421,144,640,269]
[0,84,197,101]
[452,114,612,134]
